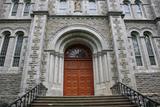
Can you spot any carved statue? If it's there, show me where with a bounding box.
[74,0,81,11]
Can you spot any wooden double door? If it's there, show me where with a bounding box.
[64,45,94,96]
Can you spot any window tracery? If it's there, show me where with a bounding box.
[65,45,92,59]
[131,32,143,66]
[144,32,156,65]
[11,1,19,16]
[0,31,11,66]
[12,32,24,67]
[23,0,31,16]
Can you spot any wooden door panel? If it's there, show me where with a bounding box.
[79,60,92,69]
[64,45,94,96]
[64,60,79,69]
[64,60,94,96]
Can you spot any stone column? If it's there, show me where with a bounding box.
[106,0,136,87]
[51,53,63,96]
[98,52,104,83]
[49,53,54,85]
[53,53,59,84]
[93,54,99,84]
[21,0,49,92]
[102,51,110,82]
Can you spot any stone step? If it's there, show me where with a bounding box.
[31,96,137,107]
[31,102,137,107]
[33,99,130,103]
[32,105,137,107]
[36,95,126,100]
[32,101,132,105]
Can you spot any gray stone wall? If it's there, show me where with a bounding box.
[0,22,30,104]
[0,0,6,18]
[46,17,110,46]
[0,73,22,104]
[135,72,160,103]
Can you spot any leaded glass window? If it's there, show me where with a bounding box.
[12,32,24,67]
[11,3,18,16]
[136,4,142,16]
[88,0,96,14]
[122,4,131,16]
[131,32,143,66]
[59,0,68,13]
[144,32,156,65]
[65,45,92,59]
[23,3,31,16]
[0,32,10,66]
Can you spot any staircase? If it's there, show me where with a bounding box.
[31,95,137,107]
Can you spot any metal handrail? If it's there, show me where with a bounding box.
[111,82,160,107]
[8,83,47,107]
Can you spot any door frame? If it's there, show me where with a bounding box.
[63,44,94,96]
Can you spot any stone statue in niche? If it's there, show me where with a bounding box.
[74,0,82,12]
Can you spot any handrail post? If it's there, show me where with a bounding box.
[110,82,160,107]
[8,83,47,107]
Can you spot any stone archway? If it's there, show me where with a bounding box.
[46,26,112,96]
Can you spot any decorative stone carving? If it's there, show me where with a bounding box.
[74,0,82,12]
[46,17,110,46]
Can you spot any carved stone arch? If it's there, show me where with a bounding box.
[60,36,98,53]
[142,29,155,37]
[141,27,158,36]
[2,31,11,36]
[0,30,12,38]
[49,24,106,43]
[48,25,108,52]
[0,28,13,38]
[130,30,140,37]
[46,25,111,96]
[14,29,27,37]
[129,29,141,37]
[14,31,25,38]
[56,32,101,53]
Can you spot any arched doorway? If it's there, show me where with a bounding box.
[64,44,94,96]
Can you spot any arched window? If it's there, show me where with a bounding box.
[23,0,31,16]
[144,31,156,65]
[11,0,19,16]
[12,32,24,67]
[65,44,92,59]
[135,0,142,16]
[122,0,131,16]
[88,0,96,14]
[59,0,68,14]
[131,32,143,66]
[136,4,142,16]
[0,31,11,66]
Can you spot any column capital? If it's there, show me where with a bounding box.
[59,53,64,58]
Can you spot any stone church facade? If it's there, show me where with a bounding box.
[0,0,160,103]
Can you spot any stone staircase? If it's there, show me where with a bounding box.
[31,95,137,107]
